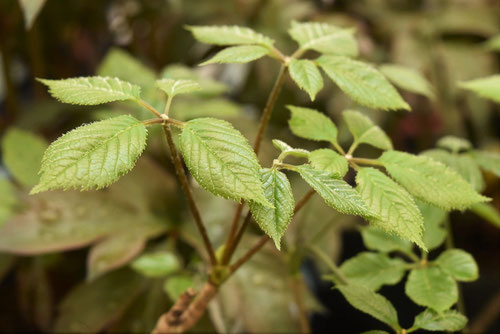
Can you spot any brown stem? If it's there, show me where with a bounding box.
[291,275,311,334]
[162,125,217,266]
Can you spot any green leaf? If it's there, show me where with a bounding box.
[317,56,410,111]
[287,105,338,144]
[472,150,500,177]
[289,59,324,100]
[18,0,46,29]
[339,252,407,291]
[156,79,200,98]
[484,35,500,51]
[379,64,434,98]
[31,115,147,194]
[418,202,447,250]
[200,45,270,65]
[379,151,488,210]
[164,275,194,301]
[297,165,375,218]
[436,249,479,282]
[249,169,294,250]
[356,168,425,249]
[161,64,228,96]
[337,285,399,330]
[360,227,412,253]
[288,21,358,57]
[459,75,500,103]
[38,77,141,105]
[405,267,458,312]
[272,139,310,159]
[131,252,180,278]
[342,110,393,151]
[423,149,484,191]
[187,25,274,48]
[470,202,500,228]
[437,136,472,153]
[1,128,48,187]
[0,179,17,228]
[179,118,270,206]
[413,309,467,332]
[172,97,242,121]
[309,149,348,177]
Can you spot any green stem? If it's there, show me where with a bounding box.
[136,99,163,118]
[332,142,346,155]
[163,96,173,116]
[350,157,384,167]
[346,141,359,156]
[308,245,348,285]
[445,219,468,318]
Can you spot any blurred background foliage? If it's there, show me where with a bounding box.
[0,0,499,333]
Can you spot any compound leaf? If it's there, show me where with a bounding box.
[289,59,324,100]
[201,45,270,65]
[179,118,269,206]
[413,309,467,332]
[187,25,274,48]
[249,169,294,250]
[379,151,488,210]
[272,139,310,159]
[156,79,200,98]
[437,136,472,153]
[297,165,375,219]
[360,227,412,254]
[356,167,425,249]
[436,249,479,282]
[460,75,500,103]
[379,64,434,98]
[317,56,410,111]
[309,149,348,177]
[287,105,338,144]
[32,115,147,194]
[343,110,393,151]
[38,77,141,105]
[418,201,447,250]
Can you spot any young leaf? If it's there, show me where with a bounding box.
[31,115,147,194]
[288,21,358,57]
[272,139,310,159]
[309,149,348,177]
[437,136,472,153]
[435,249,479,282]
[316,56,410,111]
[288,59,324,101]
[337,285,400,330]
[470,202,500,228]
[179,118,270,206]
[297,165,375,218]
[339,252,407,291]
[287,106,338,144]
[379,64,434,98]
[360,227,412,254]
[200,45,270,65]
[38,77,141,105]
[131,252,180,278]
[413,309,467,332]
[356,168,425,249]
[379,151,489,210]
[418,202,447,250]
[1,128,48,187]
[156,79,200,98]
[249,169,294,250]
[405,267,458,312]
[472,150,500,177]
[460,75,500,103]
[187,25,275,48]
[342,110,393,151]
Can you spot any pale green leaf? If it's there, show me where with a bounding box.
[470,202,500,228]
[337,285,399,330]
[272,139,310,159]
[131,252,180,278]
[187,25,274,47]
[436,249,479,282]
[437,136,472,153]
[38,77,141,105]
[164,275,194,301]
[179,118,269,206]
[287,105,338,144]
[289,59,324,100]
[459,75,500,103]
[418,201,447,250]
[484,35,500,51]
[288,21,358,56]
[472,150,500,177]
[249,169,294,250]
[317,56,410,111]
[379,151,488,210]
[172,98,242,121]
[32,115,147,194]
[309,149,348,177]
[1,128,48,187]
[339,252,407,291]
[413,309,467,332]
[297,165,375,218]
[356,168,425,249]
[200,45,270,65]
[379,64,434,98]
[405,267,458,312]
[156,79,200,98]
[0,179,17,228]
[423,149,484,191]
[18,0,46,29]
[360,227,412,254]
[343,110,393,150]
